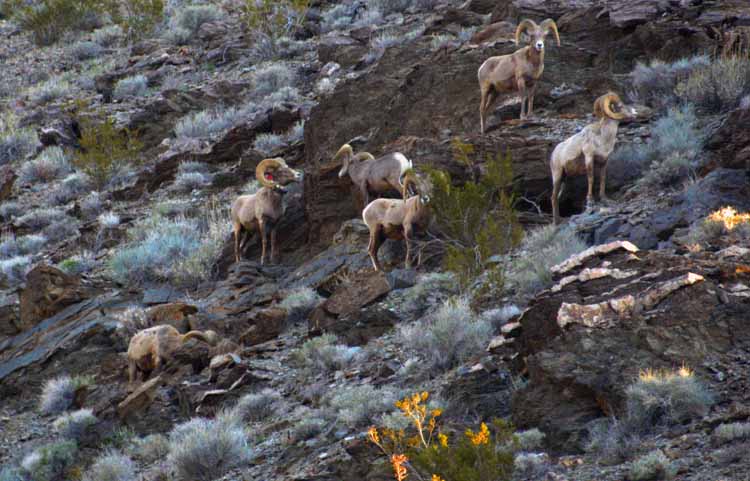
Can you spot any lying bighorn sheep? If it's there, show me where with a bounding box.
[550,92,637,225]
[478,18,560,133]
[231,157,302,264]
[362,171,430,271]
[127,325,218,384]
[335,143,413,206]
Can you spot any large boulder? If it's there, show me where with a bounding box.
[18,265,85,331]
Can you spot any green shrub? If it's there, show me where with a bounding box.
[117,0,163,41]
[242,0,308,61]
[279,287,322,323]
[27,76,73,105]
[20,440,78,481]
[14,0,109,45]
[73,114,142,190]
[629,450,676,480]
[18,147,71,184]
[82,450,136,481]
[427,139,522,290]
[515,428,545,451]
[0,112,39,165]
[92,24,123,46]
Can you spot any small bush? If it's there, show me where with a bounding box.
[291,333,359,373]
[0,256,31,285]
[175,4,223,35]
[0,113,39,165]
[515,428,545,451]
[253,132,287,155]
[54,408,97,441]
[514,452,549,479]
[262,86,301,108]
[479,304,521,330]
[0,233,46,258]
[178,161,210,175]
[174,172,211,192]
[254,63,296,97]
[20,440,78,481]
[174,108,243,139]
[73,115,142,190]
[626,366,713,433]
[14,0,105,45]
[0,468,22,481]
[714,422,750,445]
[92,25,123,46]
[81,191,104,218]
[18,147,71,184]
[371,0,411,14]
[99,211,121,229]
[327,384,397,428]
[372,30,401,50]
[230,389,281,423]
[508,224,586,298]
[289,417,326,443]
[584,417,640,464]
[399,297,494,374]
[114,306,151,341]
[58,252,97,275]
[630,56,710,110]
[113,75,149,99]
[28,77,73,105]
[287,120,304,144]
[168,417,250,481]
[279,287,322,323]
[49,172,92,204]
[16,207,65,231]
[242,0,308,61]
[0,201,22,220]
[321,4,355,32]
[118,0,164,41]
[108,203,228,286]
[39,375,92,415]
[129,434,169,463]
[68,40,103,61]
[43,217,81,243]
[629,450,676,481]
[678,56,750,112]
[82,451,136,481]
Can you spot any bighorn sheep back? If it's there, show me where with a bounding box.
[127,325,218,384]
[335,143,413,207]
[477,18,560,133]
[550,92,637,225]
[362,172,430,271]
[231,157,302,264]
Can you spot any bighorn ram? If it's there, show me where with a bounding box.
[231,158,302,264]
[362,172,430,271]
[335,143,413,206]
[127,325,218,384]
[478,18,560,133]
[550,92,637,225]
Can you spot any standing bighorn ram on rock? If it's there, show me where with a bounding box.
[335,143,413,207]
[478,18,560,133]
[127,325,218,385]
[550,92,637,225]
[362,171,431,271]
[231,157,302,264]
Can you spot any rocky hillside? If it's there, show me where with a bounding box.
[2,0,750,480]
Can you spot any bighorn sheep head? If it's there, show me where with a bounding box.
[335,143,375,178]
[255,157,302,191]
[593,92,637,121]
[515,19,560,52]
[400,169,431,205]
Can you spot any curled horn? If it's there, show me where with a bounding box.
[594,92,625,120]
[540,18,560,46]
[515,19,538,45]
[400,168,418,200]
[256,158,284,188]
[335,144,353,177]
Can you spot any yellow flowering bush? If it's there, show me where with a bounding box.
[368,392,516,481]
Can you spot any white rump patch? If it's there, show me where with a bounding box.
[393,153,412,174]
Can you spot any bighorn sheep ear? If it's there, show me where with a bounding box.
[515,19,538,45]
[256,158,284,188]
[540,19,560,46]
[594,92,626,120]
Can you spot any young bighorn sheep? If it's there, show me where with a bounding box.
[127,325,218,385]
[362,172,431,271]
[550,92,637,225]
[231,157,302,264]
[335,143,413,206]
[477,18,560,133]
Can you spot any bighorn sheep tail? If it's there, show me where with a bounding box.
[540,19,561,46]
[256,157,285,188]
[594,92,625,120]
[515,19,538,45]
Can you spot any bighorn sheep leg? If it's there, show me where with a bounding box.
[259,218,268,265]
[270,227,278,263]
[368,226,384,271]
[404,225,414,268]
[233,222,243,263]
[479,86,489,134]
[128,360,137,385]
[527,83,537,118]
[551,174,563,225]
[517,75,528,119]
[599,161,609,202]
[585,153,595,208]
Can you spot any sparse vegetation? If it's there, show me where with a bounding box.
[0,256,31,285]
[253,63,297,97]
[714,422,750,445]
[18,147,71,185]
[327,384,397,428]
[13,0,106,45]
[82,450,136,481]
[399,297,493,374]
[515,428,545,451]
[629,450,676,480]
[0,201,22,220]
[174,171,211,192]
[174,108,244,139]
[167,416,250,481]
[514,452,549,479]
[128,434,169,463]
[230,389,281,423]
[253,132,286,155]
[49,172,92,204]
[242,0,308,61]
[0,113,39,166]
[113,75,149,99]
[53,408,98,441]
[630,55,710,110]
[20,440,78,481]
[687,206,750,245]
[677,55,750,113]
[58,252,97,275]
[28,76,73,105]
[39,375,92,415]
[279,287,322,323]
[291,334,359,373]
[0,233,47,258]
[16,207,65,231]
[68,40,103,61]
[92,24,123,46]
[118,0,164,41]
[73,114,142,189]
[585,417,641,464]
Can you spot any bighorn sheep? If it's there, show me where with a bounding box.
[231,158,302,264]
[478,18,560,133]
[127,325,218,384]
[335,143,413,206]
[550,92,637,225]
[362,172,431,271]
